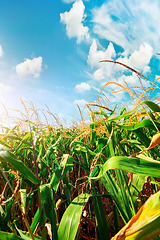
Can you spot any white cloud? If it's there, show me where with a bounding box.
[143,66,151,74]
[87,40,116,68]
[88,42,153,103]
[92,3,129,50]
[126,43,153,69]
[0,45,4,57]
[121,49,130,57]
[16,57,42,78]
[118,73,139,87]
[91,42,153,83]
[75,82,91,92]
[116,43,153,72]
[86,0,157,105]
[60,0,90,43]
[105,72,151,94]
[74,99,87,107]
[93,68,106,80]
[92,0,160,53]
[0,83,14,94]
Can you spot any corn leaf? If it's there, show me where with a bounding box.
[40,184,58,240]
[0,145,39,185]
[58,193,91,240]
[20,189,26,214]
[92,194,110,240]
[95,156,160,179]
[16,227,42,240]
[111,190,160,240]
[0,231,23,240]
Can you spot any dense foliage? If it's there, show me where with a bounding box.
[1,64,160,239]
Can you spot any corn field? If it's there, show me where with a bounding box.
[1,62,160,240]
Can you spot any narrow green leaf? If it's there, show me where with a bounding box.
[20,189,26,214]
[30,208,40,233]
[50,154,73,192]
[0,145,39,185]
[142,100,160,112]
[131,174,147,203]
[116,119,160,131]
[16,227,42,240]
[0,199,13,231]
[95,156,160,179]
[134,129,160,157]
[0,139,11,148]
[91,156,160,224]
[30,208,47,233]
[0,133,22,141]
[58,193,91,240]
[101,171,130,224]
[115,170,135,219]
[0,231,23,240]
[40,184,58,240]
[106,100,160,123]
[92,195,110,240]
[50,168,63,192]
[112,204,119,234]
[112,190,160,240]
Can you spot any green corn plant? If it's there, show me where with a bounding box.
[111,190,160,240]
[1,87,160,240]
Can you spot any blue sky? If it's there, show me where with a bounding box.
[0,0,160,125]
